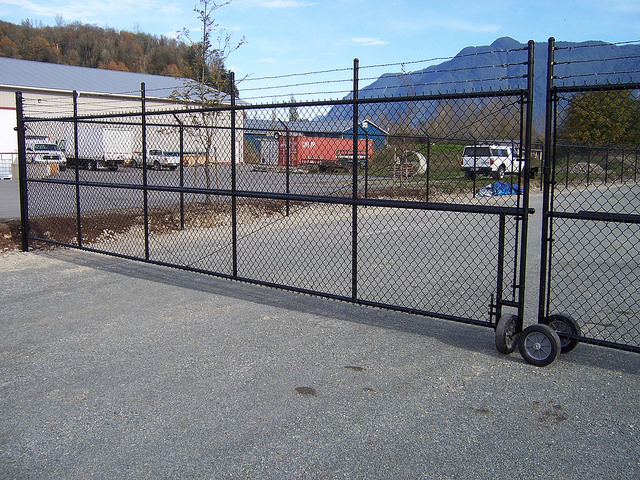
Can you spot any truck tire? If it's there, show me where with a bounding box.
[495,165,505,180]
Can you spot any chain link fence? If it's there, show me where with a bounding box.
[541,38,640,353]
[18,43,536,333]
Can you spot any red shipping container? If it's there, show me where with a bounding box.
[278,136,373,168]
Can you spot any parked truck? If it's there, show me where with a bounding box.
[460,144,522,180]
[61,124,134,171]
[278,136,374,172]
[25,135,67,170]
[131,149,180,170]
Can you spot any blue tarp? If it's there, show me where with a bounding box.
[477,182,523,197]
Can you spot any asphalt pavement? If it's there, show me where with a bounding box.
[1,248,638,479]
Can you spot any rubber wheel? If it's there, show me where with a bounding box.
[154,161,161,170]
[518,324,561,367]
[495,165,506,180]
[465,171,475,180]
[542,313,581,353]
[495,313,520,354]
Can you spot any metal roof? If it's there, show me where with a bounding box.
[244,118,388,136]
[0,57,237,103]
[245,118,352,134]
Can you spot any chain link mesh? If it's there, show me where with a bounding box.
[545,42,640,350]
[19,42,535,331]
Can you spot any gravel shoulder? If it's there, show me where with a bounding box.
[1,249,639,479]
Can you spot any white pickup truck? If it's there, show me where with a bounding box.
[460,144,522,180]
[25,137,67,170]
[131,149,180,170]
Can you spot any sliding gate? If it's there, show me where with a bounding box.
[18,44,536,358]
[539,38,640,354]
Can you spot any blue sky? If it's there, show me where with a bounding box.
[1,0,639,101]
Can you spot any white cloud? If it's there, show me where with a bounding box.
[350,37,390,46]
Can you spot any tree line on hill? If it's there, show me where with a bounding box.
[0,19,232,93]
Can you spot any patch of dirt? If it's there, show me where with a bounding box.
[0,219,21,253]
[1,199,288,253]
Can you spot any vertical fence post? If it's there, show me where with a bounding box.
[587,148,592,186]
[495,213,506,322]
[352,58,359,301]
[425,136,430,203]
[538,37,556,323]
[278,119,291,216]
[286,129,290,216]
[516,39,535,327]
[471,138,477,197]
[565,149,569,188]
[141,82,150,261]
[173,115,185,230]
[364,130,369,198]
[15,92,29,252]
[230,72,238,278]
[73,91,82,247]
[178,121,185,229]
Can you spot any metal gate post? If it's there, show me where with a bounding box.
[538,37,556,323]
[171,113,185,230]
[277,119,291,216]
[15,91,28,252]
[230,72,238,278]
[73,91,82,247]
[425,137,430,203]
[351,58,359,301]
[364,130,369,199]
[516,39,536,325]
[141,82,150,261]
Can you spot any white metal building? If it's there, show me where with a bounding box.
[0,57,243,178]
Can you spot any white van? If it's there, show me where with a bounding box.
[460,144,522,180]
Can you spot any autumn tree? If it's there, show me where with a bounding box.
[560,90,640,146]
[0,35,19,57]
[0,19,193,77]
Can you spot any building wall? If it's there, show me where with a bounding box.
[0,86,244,164]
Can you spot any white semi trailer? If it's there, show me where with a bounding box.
[62,124,134,171]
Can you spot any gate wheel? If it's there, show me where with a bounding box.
[495,313,520,354]
[542,313,581,354]
[518,324,561,367]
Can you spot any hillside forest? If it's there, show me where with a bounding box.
[0,19,232,92]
